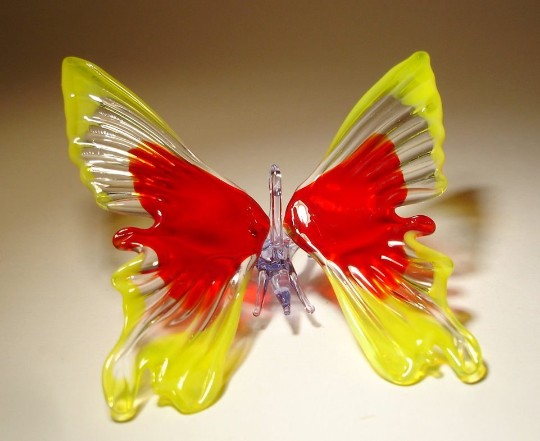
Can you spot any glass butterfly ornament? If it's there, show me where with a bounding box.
[62,52,486,421]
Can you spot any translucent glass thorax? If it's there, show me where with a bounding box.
[254,165,315,316]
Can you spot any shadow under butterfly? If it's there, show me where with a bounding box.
[62,51,487,421]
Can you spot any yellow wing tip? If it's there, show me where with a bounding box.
[327,51,440,153]
[62,56,85,69]
[410,50,430,62]
[62,56,104,76]
[61,57,95,89]
[400,51,432,75]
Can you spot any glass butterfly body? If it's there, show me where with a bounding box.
[254,165,315,316]
[62,52,486,421]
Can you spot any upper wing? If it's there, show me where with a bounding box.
[284,52,486,385]
[63,57,269,420]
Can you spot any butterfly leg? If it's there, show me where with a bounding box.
[253,268,269,317]
[289,267,315,314]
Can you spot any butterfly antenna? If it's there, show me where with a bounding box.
[254,165,315,316]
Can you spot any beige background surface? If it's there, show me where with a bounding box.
[2,1,539,440]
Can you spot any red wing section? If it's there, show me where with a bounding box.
[114,141,269,307]
[286,134,435,298]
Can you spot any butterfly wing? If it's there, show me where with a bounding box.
[63,58,269,420]
[284,52,486,384]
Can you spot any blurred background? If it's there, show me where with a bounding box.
[1,1,539,440]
